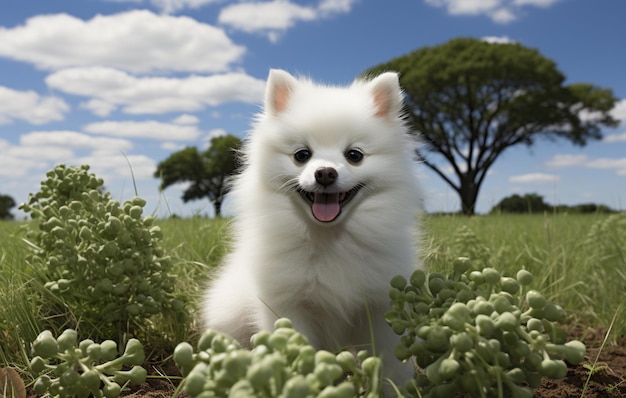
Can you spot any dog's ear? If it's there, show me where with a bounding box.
[368,72,403,120]
[265,69,298,115]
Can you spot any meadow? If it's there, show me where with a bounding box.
[1,212,625,396]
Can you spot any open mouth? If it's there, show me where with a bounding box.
[297,185,363,222]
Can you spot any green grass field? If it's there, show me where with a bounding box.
[1,213,625,387]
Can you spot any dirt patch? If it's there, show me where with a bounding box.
[534,331,626,398]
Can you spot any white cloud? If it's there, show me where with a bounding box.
[604,132,626,143]
[0,86,69,125]
[161,142,186,151]
[46,67,266,115]
[150,0,220,13]
[610,98,626,125]
[172,114,200,125]
[20,131,134,151]
[83,120,201,140]
[218,0,356,41]
[80,99,118,117]
[509,173,559,183]
[482,35,515,44]
[0,10,245,73]
[424,0,560,24]
[513,0,559,7]
[547,154,626,176]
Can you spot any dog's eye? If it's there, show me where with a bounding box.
[294,149,312,163]
[345,149,364,164]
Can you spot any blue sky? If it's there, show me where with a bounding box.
[1,0,625,218]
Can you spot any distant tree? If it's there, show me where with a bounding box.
[0,194,16,220]
[366,38,618,215]
[491,193,551,214]
[155,135,241,217]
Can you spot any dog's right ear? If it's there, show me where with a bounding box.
[265,69,298,115]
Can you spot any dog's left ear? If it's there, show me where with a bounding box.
[265,69,299,116]
[368,72,403,120]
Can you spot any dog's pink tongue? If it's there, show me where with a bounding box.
[312,193,341,222]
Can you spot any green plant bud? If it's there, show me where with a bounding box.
[30,356,48,373]
[131,196,147,207]
[57,329,78,351]
[492,295,514,314]
[129,206,143,220]
[123,339,145,365]
[51,226,69,240]
[476,314,495,337]
[410,269,426,287]
[426,326,450,352]
[495,312,518,331]
[472,300,495,316]
[319,382,356,398]
[282,375,310,398]
[543,303,565,322]
[126,303,142,316]
[469,271,485,284]
[80,370,101,392]
[197,330,218,352]
[223,351,252,380]
[439,358,460,380]
[315,362,344,386]
[451,332,473,353]
[453,257,471,275]
[60,369,80,388]
[506,367,526,384]
[394,343,412,361]
[475,340,495,363]
[482,268,501,285]
[539,359,568,379]
[103,382,122,398]
[428,277,445,296]
[251,330,271,348]
[501,277,520,294]
[502,331,519,347]
[99,241,119,258]
[496,351,511,368]
[184,367,207,397]
[33,330,59,358]
[173,342,194,370]
[33,375,52,395]
[86,343,102,361]
[101,340,118,361]
[247,361,272,390]
[269,333,288,352]
[361,356,381,376]
[390,275,407,290]
[456,288,475,303]
[526,318,544,333]
[69,201,83,212]
[526,290,546,309]
[315,350,337,366]
[116,366,147,384]
[563,340,586,364]
[516,269,533,286]
[443,302,469,331]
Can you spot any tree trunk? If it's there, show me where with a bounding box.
[214,198,222,218]
[459,175,480,216]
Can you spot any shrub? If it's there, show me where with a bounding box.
[20,164,187,341]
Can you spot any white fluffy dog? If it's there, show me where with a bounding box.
[202,69,423,386]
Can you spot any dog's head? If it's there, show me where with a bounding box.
[246,69,418,225]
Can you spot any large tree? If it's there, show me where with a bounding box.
[366,38,618,215]
[0,194,16,220]
[155,135,241,217]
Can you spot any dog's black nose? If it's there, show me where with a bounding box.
[315,167,337,187]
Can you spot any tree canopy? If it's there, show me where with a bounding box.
[0,194,16,220]
[491,193,616,214]
[154,135,241,217]
[366,38,618,215]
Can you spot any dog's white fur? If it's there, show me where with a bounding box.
[202,69,422,386]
